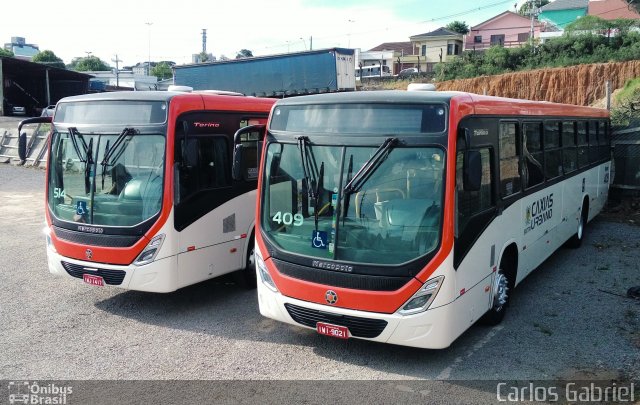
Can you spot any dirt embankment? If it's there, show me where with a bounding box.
[435,61,640,106]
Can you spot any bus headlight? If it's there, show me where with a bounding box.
[397,276,444,316]
[134,234,165,266]
[43,226,56,253]
[256,250,278,292]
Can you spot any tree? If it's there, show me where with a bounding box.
[71,56,111,71]
[565,15,611,32]
[445,21,469,35]
[628,0,640,14]
[0,48,13,57]
[151,62,173,80]
[236,49,253,59]
[518,0,550,16]
[198,52,210,63]
[32,50,65,69]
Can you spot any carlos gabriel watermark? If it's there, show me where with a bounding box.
[7,381,72,405]
[496,381,636,402]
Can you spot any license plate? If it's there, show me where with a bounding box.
[316,322,349,339]
[83,274,104,287]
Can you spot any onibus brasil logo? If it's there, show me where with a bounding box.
[7,381,72,404]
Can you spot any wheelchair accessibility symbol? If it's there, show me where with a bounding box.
[76,201,88,216]
[311,230,328,249]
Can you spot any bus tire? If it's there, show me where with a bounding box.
[567,200,588,249]
[233,232,257,289]
[481,249,516,326]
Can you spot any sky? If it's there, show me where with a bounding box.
[1,0,525,68]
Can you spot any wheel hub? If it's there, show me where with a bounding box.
[493,272,509,310]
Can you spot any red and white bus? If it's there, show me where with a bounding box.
[28,90,275,292]
[254,90,610,348]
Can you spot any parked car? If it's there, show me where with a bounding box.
[3,99,26,116]
[41,105,56,117]
[397,68,419,78]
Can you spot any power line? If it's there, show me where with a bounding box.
[258,0,515,52]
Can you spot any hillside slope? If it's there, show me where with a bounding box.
[434,61,640,106]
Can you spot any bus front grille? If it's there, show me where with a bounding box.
[61,261,126,285]
[284,303,388,338]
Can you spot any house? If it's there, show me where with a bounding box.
[538,0,589,30]
[361,42,413,74]
[399,28,464,73]
[587,0,640,20]
[465,11,544,51]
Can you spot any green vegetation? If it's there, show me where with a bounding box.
[68,56,111,71]
[0,48,14,57]
[435,18,640,81]
[32,50,65,69]
[235,49,254,59]
[518,0,550,16]
[151,62,173,80]
[445,21,469,35]
[611,78,640,127]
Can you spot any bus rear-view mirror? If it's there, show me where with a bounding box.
[463,150,482,192]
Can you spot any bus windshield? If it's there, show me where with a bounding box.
[48,128,166,227]
[261,142,445,265]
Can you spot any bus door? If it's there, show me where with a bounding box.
[174,114,267,287]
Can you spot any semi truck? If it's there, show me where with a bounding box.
[173,48,356,97]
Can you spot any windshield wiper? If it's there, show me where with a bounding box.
[68,127,88,163]
[84,138,94,195]
[343,137,399,195]
[100,127,137,189]
[297,136,318,200]
[342,154,354,224]
[314,162,324,229]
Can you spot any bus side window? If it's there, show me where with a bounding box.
[179,136,230,202]
[588,121,599,163]
[499,122,521,198]
[577,121,589,168]
[562,121,577,174]
[598,120,609,161]
[522,122,544,188]
[544,121,562,179]
[456,148,493,235]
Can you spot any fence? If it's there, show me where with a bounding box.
[612,126,640,191]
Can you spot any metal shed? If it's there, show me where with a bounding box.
[0,56,91,116]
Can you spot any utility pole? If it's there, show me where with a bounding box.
[145,22,153,75]
[202,28,207,53]
[112,54,122,87]
[310,36,313,51]
[530,0,537,49]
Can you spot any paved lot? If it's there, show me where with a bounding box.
[0,164,638,399]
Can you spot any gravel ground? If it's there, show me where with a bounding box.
[0,164,638,401]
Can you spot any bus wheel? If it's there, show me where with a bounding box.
[234,234,257,289]
[481,259,511,326]
[567,201,588,249]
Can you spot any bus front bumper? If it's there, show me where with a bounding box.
[46,248,179,293]
[257,280,458,349]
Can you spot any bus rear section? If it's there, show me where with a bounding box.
[255,91,610,349]
[43,91,275,292]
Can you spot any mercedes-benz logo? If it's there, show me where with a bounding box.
[85,249,93,260]
[325,290,338,305]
